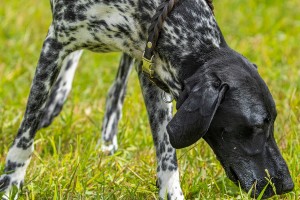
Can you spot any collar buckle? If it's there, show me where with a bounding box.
[142,52,155,78]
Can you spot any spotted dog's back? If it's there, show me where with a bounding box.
[49,0,153,55]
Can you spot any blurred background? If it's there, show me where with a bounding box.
[0,0,299,199]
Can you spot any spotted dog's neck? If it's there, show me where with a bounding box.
[134,0,225,98]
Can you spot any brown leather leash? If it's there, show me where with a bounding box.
[142,0,214,93]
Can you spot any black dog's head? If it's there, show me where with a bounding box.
[167,48,294,198]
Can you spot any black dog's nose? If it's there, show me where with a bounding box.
[251,177,294,199]
[261,177,294,198]
[278,179,294,194]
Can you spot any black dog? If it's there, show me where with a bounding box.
[0,0,294,199]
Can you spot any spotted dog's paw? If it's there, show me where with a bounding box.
[98,135,118,155]
[0,175,21,200]
[101,143,117,155]
[158,175,184,200]
[159,185,184,200]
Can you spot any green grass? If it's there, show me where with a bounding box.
[0,0,299,199]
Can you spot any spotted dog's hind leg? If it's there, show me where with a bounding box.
[136,63,184,200]
[98,53,134,155]
[0,25,74,200]
[39,50,83,129]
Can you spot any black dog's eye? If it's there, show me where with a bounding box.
[253,63,258,69]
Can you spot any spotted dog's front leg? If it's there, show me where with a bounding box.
[0,25,72,200]
[99,53,134,155]
[39,50,83,129]
[137,64,184,200]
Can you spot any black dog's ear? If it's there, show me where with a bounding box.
[167,82,228,149]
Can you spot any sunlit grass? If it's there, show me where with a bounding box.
[0,0,299,199]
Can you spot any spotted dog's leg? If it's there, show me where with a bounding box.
[0,25,73,200]
[136,63,184,200]
[39,50,83,129]
[98,53,134,155]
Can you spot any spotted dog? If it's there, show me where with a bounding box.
[0,0,294,199]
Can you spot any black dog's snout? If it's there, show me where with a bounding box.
[281,181,294,193]
[275,177,294,195]
[250,176,295,199]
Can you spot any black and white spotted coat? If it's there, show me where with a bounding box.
[0,0,222,199]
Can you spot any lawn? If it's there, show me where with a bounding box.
[0,0,299,199]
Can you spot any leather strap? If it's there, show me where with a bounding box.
[142,0,179,93]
